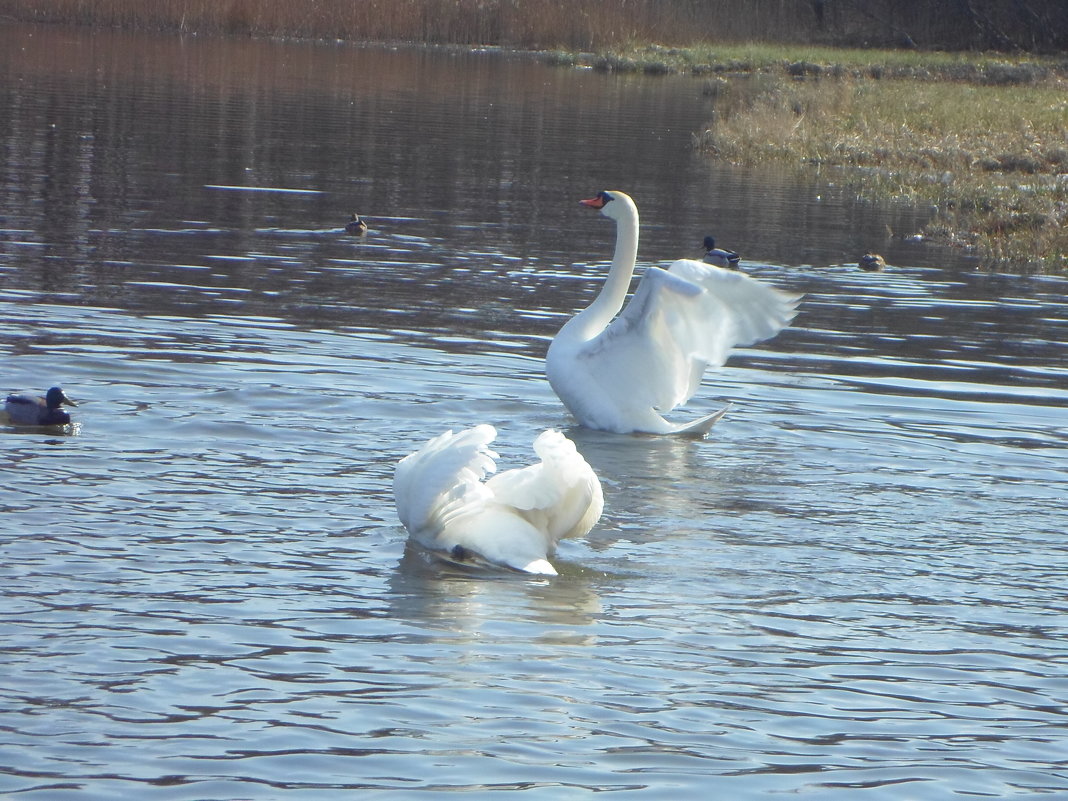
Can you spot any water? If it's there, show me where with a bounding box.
[2,24,1067,800]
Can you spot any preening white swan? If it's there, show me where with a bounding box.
[393,425,603,575]
[546,190,801,435]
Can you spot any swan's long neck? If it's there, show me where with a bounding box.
[567,200,639,341]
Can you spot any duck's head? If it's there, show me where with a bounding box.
[703,236,717,251]
[45,386,77,410]
[580,190,634,221]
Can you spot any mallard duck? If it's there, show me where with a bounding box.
[345,213,368,235]
[4,386,78,426]
[859,253,886,271]
[702,236,741,269]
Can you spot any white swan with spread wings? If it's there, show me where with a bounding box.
[546,190,801,435]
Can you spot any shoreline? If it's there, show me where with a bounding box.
[5,16,1066,271]
[544,44,1067,272]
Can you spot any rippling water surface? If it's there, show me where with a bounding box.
[2,24,1067,800]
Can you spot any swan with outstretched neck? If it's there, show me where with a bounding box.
[393,425,603,575]
[546,190,800,435]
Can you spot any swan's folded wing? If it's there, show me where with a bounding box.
[578,262,799,413]
[393,424,498,537]
[486,430,604,545]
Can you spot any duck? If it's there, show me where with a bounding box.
[545,190,800,436]
[345,213,368,235]
[859,253,886,271]
[702,235,741,269]
[4,386,78,426]
[393,425,603,576]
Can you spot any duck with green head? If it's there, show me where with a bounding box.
[4,386,78,426]
[702,235,741,269]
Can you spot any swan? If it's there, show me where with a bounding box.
[702,235,741,269]
[393,425,603,576]
[4,386,77,426]
[546,190,801,435]
[345,213,368,235]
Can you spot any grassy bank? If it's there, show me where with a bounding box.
[553,42,1067,84]
[547,42,1067,271]
[552,42,1067,271]
[690,64,1067,270]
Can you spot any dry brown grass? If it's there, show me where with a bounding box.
[698,75,1068,270]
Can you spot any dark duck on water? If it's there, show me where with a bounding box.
[4,386,78,426]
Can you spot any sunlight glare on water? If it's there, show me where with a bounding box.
[1,23,1067,800]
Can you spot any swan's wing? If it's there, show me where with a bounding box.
[486,430,604,545]
[577,261,799,413]
[393,425,498,538]
[667,259,799,349]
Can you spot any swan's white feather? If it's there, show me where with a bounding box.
[393,424,497,535]
[667,258,800,348]
[547,191,801,435]
[393,426,603,575]
[487,429,604,542]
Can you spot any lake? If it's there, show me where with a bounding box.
[1,23,1066,800]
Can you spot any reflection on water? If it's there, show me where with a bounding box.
[2,23,1067,800]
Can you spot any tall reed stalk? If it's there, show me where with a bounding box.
[0,0,808,49]
[4,0,1065,51]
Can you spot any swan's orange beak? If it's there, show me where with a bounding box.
[580,194,608,209]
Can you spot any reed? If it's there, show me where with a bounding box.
[697,75,1068,270]
[0,0,812,48]
[5,0,1066,51]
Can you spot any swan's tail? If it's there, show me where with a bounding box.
[672,403,731,436]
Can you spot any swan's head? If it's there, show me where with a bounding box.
[580,190,635,221]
